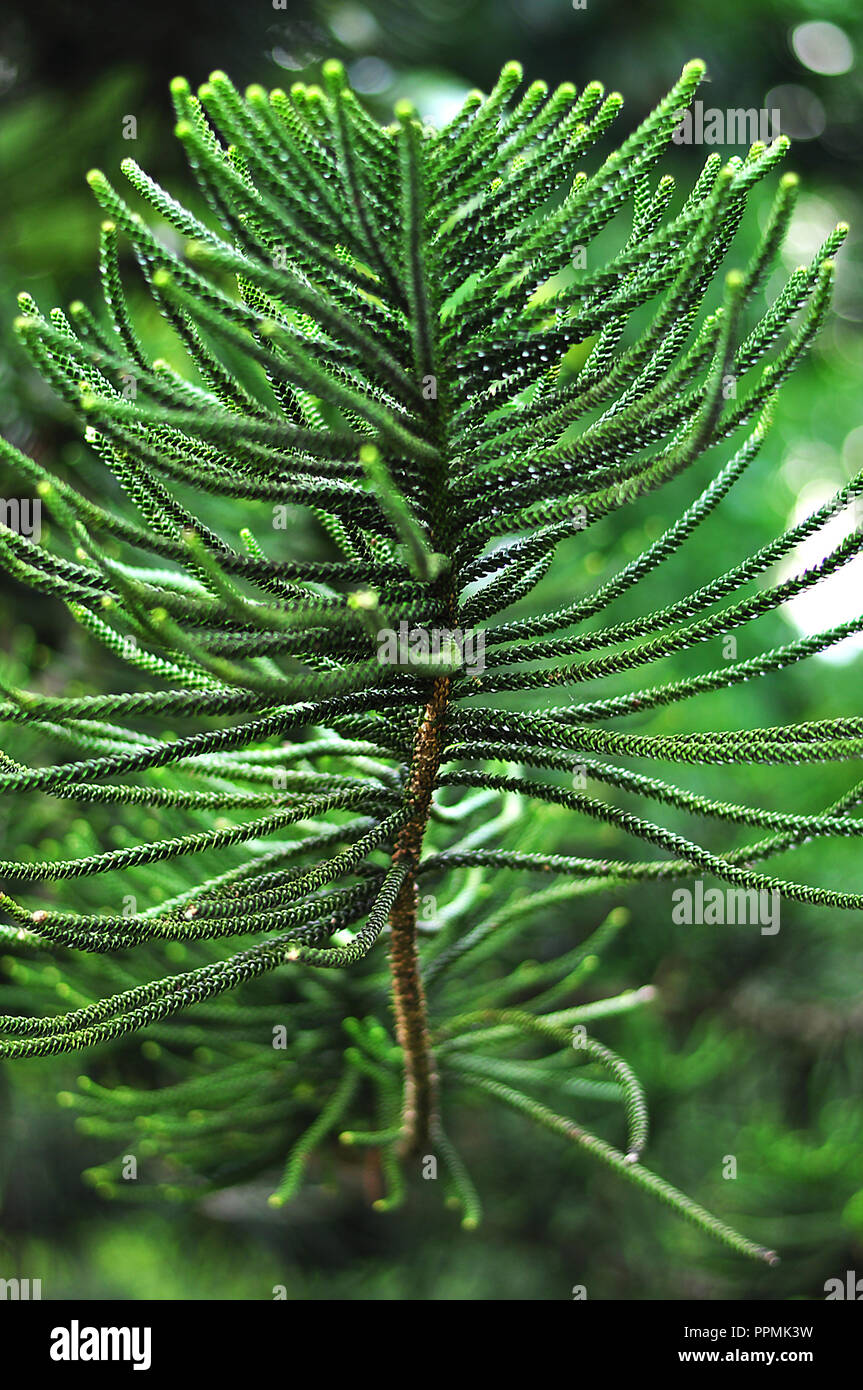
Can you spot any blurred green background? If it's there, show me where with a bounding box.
[1,0,862,1300]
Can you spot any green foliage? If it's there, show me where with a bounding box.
[0,58,856,1266]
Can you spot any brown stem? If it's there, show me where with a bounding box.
[388,674,450,1155]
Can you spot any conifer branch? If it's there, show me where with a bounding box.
[0,59,854,1262]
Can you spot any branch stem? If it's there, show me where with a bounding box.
[388,675,449,1155]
